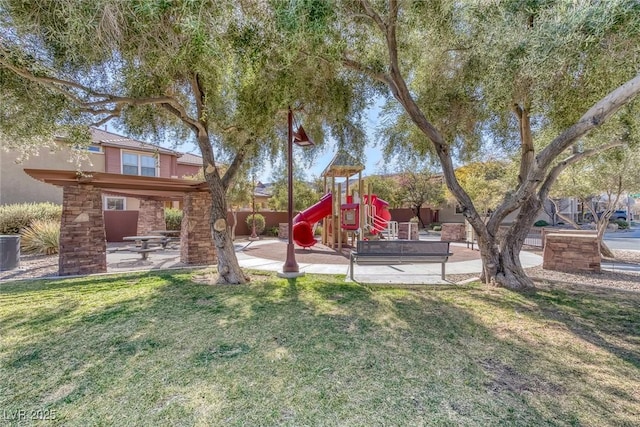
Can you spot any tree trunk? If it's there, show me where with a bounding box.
[413,205,426,228]
[595,220,615,258]
[208,179,249,284]
[476,197,539,290]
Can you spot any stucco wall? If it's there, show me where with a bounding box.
[176,163,201,178]
[0,146,103,205]
[437,204,552,224]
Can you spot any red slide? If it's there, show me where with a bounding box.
[292,193,333,248]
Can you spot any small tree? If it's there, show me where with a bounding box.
[267,164,320,212]
[552,145,640,257]
[397,167,445,228]
[245,213,266,235]
[367,175,401,209]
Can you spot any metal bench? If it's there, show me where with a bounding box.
[349,240,453,281]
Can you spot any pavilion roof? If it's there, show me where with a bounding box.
[24,169,208,201]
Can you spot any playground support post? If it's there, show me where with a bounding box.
[280,107,314,276]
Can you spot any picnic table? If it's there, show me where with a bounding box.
[122,235,165,260]
[149,230,181,248]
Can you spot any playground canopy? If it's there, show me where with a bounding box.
[321,151,364,178]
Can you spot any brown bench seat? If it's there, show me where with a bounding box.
[350,240,452,281]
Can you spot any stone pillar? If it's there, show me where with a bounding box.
[441,223,465,241]
[543,233,601,273]
[137,199,166,235]
[180,192,216,265]
[398,222,418,240]
[59,185,107,276]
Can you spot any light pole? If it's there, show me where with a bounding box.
[249,172,259,241]
[279,107,314,278]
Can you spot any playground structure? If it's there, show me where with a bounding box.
[292,151,392,250]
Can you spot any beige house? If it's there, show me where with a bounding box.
[0,127,203,209]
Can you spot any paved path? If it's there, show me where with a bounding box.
[106,234,638,285]
[604,224,640,250]
[235,239,543,285]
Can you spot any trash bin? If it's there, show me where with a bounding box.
[0,235,20,271]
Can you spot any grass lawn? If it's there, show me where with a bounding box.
[1,271,639,426]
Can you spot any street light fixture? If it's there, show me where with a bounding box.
[279,106,314,278]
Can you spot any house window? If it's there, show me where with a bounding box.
[455,204,464,214]
[87,145,102,153]
[105,197,125,210]
[122,152,157,176]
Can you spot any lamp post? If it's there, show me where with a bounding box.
[249,173,259,241]
[279,107,314,277]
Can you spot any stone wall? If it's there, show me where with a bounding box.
[180,192,216,265]
[59,185,107,276]
[541,228,597,249]
[398,222,419,240]
[441,223,465,242]
[137,199,166,235]
[278,223,289,240]
[543,233,600,273]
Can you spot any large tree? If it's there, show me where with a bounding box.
[0,0,367,283]
[276,0,640,289]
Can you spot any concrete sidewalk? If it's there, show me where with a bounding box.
[105,237,637,285]
[235,239,543,285]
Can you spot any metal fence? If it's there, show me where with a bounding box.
[524,228,543,248]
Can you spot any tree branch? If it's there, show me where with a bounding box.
[1,48,204,132]
[359,0,387,33]
[538,140,624,200]
[221,138,253,191]
[354,0,487,241]
[537,73,640,170]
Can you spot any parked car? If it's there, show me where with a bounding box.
[583,210,627,222]
[609,210,628,221]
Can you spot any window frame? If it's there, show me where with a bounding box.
[121,150,158,177]
[104,196,126,211]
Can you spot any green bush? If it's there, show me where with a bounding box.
[534,220,549,227]
[245,213,265,235]
[432,225,442,232]
[429,222,440,229]
[314,225,323,236]
[165,208,183,230]
[20,220,60,255]
[266,226,279,237]
[0,202,62,234]
[613,219,629,229]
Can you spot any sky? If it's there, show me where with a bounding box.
[255,97,388,183]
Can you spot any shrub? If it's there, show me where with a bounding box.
[409,216,419,223]
[614,219,629,229]
[20,220,60,255]
[245,213,265,235]
[0,202,62,234]
[165,208,183,230]
[534,220,549,227]
[432,225,442,232]
[314,225,323,236]
[429,222,440,229]
[266,226,279,237]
